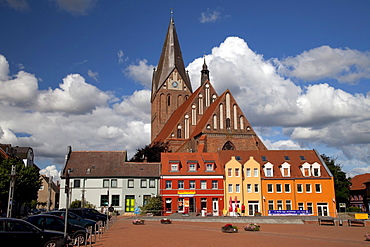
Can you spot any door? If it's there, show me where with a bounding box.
[317,203,328,216]
[212,198,219,216]
[125,195,135,212]
[248,201,260,216]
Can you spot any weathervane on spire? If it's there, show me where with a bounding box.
[170,8,174,21]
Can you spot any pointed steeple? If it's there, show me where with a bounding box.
[201,56,210,85]
[151,14,192,102]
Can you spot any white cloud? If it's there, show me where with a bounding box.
[53,0,97,16]
[117,50,124,64]
[4,0,29,11]
[200,9,221,23]
[113,89,151,122]
[36,74,110,114]
[40,165,61,183]
[277,46,370,84]
[125,59,154,88]
[87,69,99,82]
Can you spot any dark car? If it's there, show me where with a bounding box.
[67,208,109,225]
[44,211,96,229]
[23,214,88,246]
[0,217,67,247]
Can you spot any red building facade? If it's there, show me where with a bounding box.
[160,152,224,216]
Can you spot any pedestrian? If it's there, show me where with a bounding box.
[241,204,245,216]
[101,206,107,214]
[108,204,114,216]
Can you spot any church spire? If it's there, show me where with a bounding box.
[151,13,192,102]
[201,55,210,85]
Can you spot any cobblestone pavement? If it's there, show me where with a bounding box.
[93,216,370,247]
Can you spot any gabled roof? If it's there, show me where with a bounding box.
[218,150,332,179]
[350,173,370,190]
[62,150,160,178]
[151,16,192,102]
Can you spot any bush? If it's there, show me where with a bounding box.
[139,195,162,216]
[347,206,362,212]
[70,199,95,209]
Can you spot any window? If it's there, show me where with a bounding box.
[276,184,282,193]
[235,168,240,177]
[128,179,134,188]
[112,195,119,206]
[298,202,304,210]
[266,168,272,177]
[268,200,274,211]
[284,184,291,193]
[100,195,108,206]
[73,179,80,188]
[201,180,207,189]
[247,184,252,193]
[304,168,310,176]
[103,179,109,188]
[189,180,195,189]
[228,184,233,193]
[261,156,267,162]
[315,184,322,193]
[254,184,259,193]
[277,200,283,210]
[141,179,147,188]
[286,200,292,210]
[246,168,251,177]
[300,156,306,161]
[280,162,291,177]
[178,198,184,212]
[149,179,155,188]
[143,195,151,206]
[267,184,273,193]
[228,168,232,177]
[166,180,172,189]
[236,184,240,193]
[171,163,179,171]
[306,184,311,193]
[189,163,196,171]
[283,168,289,176]
[165,198,172,213]
[313,168,320,177]
[111,179,117,188]
[297,184,303,193]
[254,168,258,177]
[284,156,290,161]
[206,163,213,171]
[301,163,311,177]
[212,180,218,189]
[307,202,313,214]
[178,180,184,189]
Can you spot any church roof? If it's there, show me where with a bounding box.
[151,16,192,102]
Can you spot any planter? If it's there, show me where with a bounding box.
[160,218,172,224]
[254,213,262,216]
[244,223,260,231]
[221,226,238,233]
[132,220,145,225]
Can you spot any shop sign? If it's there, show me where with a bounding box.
[178,190,196,197]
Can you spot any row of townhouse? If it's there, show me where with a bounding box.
[60,147,336,217]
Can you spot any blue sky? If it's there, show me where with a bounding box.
[0,0,369,181]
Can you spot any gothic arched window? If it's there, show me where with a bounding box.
[222,141,235,150]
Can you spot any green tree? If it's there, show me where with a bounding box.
[70,199,95,209]
[129,142,168,162]
[321,154,351,207]
[139,195,163,216]
[0,158,42,215]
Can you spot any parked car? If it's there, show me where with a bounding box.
[66,208,109,225]
[43,211,96,229]
[0,217,67,247]
[23,214,88,246]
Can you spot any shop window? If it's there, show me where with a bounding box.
[307,202,313,214]
[268,200,274,211]
[201,198,207,210]
[166,198,172,213]
[277,200,283,210]
[298,202,304,210]
[178,198,184,212]
[286,200,292,210]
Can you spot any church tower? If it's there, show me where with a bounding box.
[151,16,193,142]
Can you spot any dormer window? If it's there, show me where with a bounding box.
[263,162,274,177]
[280,162,291,177]
[188,163,197,171]
[301,162,311,177]
[171,163,179,171]
[206,163,214,171]
[311,162,321,177]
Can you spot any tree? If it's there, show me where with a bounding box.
[0,158,42,216]
[321,154,351,207]
[139,195,163,216]
[129,142,169,162]
[70,199,95,209]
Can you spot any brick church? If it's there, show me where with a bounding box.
[150,16,267,153]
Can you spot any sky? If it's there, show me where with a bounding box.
[0,0,369,182]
